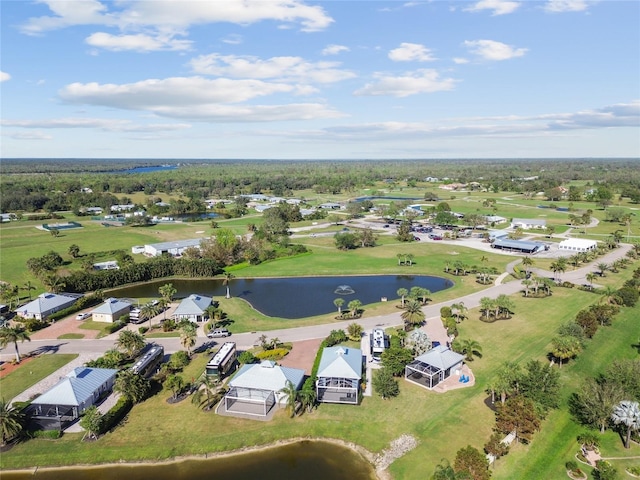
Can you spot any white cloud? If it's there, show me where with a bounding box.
[544,0,591,13]
[56,77,345,122]
[3,131,53,140]
[464,39,528,61]
[464,0,521,15]
[452,57,469,64]
[322,44,349,56]
[222,34,243,45]
[388,43,436,62]
[0,71,11,82]
[1,118,192,132]
[189,54,356,83]
[21,0,333,37]
[354,69,457,97]
[85,32,192,52]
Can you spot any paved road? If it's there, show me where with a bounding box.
[2,243,631,362]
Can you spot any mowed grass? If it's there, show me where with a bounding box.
[0,354,78,401]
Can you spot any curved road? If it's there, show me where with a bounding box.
[5,243,631,362]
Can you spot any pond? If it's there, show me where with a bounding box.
[108,275,453,319]
[2,440,377,480]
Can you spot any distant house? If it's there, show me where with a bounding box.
[319,202,343,210]
[222,360,305,418]
[439,183,467,191]
[511,218,547,230]
[558,238,598,253]
[110,204,136,212]
[91,298,131,323]
[316,346,363,405]
[0,213,13,223]
[28,367,117,430]
[405,345,465,390]
[144,238,204,257]
[484,215,507,225]
[83,207,103,215]
[16,293,80,320]
[172,294,212,322]
[93,260,119,271]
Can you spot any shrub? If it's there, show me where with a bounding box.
[138,326,148,334]
[566,460,579,471]
[168,350,190,371]
[100,397,132,434]
[594,460,618,480]
[29,429,62,439]
[256,347,289,361]
[238,351,257,364]
[326,329,347,347]
[617,286,638,307]
[16,317,48,332]
[440,306,452,318]
[105,321,125,334]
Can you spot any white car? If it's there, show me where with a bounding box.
[76,312,91,321]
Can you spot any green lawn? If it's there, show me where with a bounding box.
[0,354,78,401]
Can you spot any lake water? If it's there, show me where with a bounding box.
[108,275,453,319]
[2,440,377,480]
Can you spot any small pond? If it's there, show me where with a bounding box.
[108,275,453,319]
[2,440,377,480]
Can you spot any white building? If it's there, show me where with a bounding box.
[172,294,212,322]
[91,298,131,323]
[558,238,598,253]
[143,238,204,257]
[16,293,80,320]
[511,218,547,230]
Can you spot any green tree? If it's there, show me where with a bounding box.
[114,369,150,404]
[158,283,177,320]
[346,322,363,341]
[180,323,197,356]
[0,398,24,446]
[551,335,582,368]
[116,330,145,359]
[79,405,103,440]
[298,380,317,414]
[165,374,185,401]
[401,300,425,331]
[140,302,161,330]
[453,338,482,362]
[191,375,220,411]
[21,281,36,301]
[0,327,31,363]
[68,244,80,258]
[347,299,362,318]
[381,346,414,376]
[372,367,400,399]
[222,271,234,299]
[483,432,509,462]
[495,395,540,444]
[333,298,345,316]
[453,445,491,480]
[611,400,640,449]
[279,380,299,418]
[397,288,408,307]
[571,378,624,433]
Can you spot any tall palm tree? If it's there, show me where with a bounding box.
[191,375,220,411]
[586,272,597,289]
[479,297,495,321]
[347,299,362,318]
[0,398,25,446]
[140,302,160,330]
[521,256,533,276]
[0,327,31,363]
[21,281,35,301]
[456,338,482,362]
[333,298,345,315]
[396,288,408,308]
[279,380,299,418]
[450,302,467,323]
[298,385,317,414]
[551,336,582,367]
[158,283,177,320]
[115,330,145,359]
[114,369,150,404]
[401,300,425,331]
[597,262,609,277]
[222,272,234,299]
[611,400,640,449]
[180,323,197,356]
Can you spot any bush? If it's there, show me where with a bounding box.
[29,429,62,439]
[238,351,257,364]
[17,317,48,332]
[138,326,148,334]
[100,397,132,434]
[440,306,452,318]
[594,460,618,480]
[617,286,638,307]
[256,347,289,361]
[566,460,579,471]
[326,329,347,347]
[105,321,125,334]
[168,350,190,371]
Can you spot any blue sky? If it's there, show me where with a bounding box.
[1,0,639,159]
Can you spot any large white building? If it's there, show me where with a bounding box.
[558,238,598,253]
[143,238,204,257]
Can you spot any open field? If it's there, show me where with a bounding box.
[0,354,79,401]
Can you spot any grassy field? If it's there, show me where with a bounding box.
[0,354,78,401]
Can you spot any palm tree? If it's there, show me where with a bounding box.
[191,374,220,411]
[597,262,609,277]
[521,278,532,297]
[479,297,495,321]
[599,286,621,306]
[347,299,362,318]
[114,369,150,404]
[551,336,582,367]
[158,283,177,320]
[140,302,161,330]
[222,272,234,299]
[68,244,80,258]
[611,400,640,449]
[450,302,467,323]
[455,338,482,361]
[0,398,25,446]
[43,273,65,294]
[521,256,533,276]
[586,272,597,289]
[21,281,35,301]
[396,288,408,308]
[401,300,425,331]
[397,253,404,266]
[165,374,185,401]
[298,384,317,413]
[180,323,197,356]
[115,330,145,359]
[406,253,414,266]
[496,294,515,319]
[279,380,299,418]
[0,327,31,363]
[333,298,345,316]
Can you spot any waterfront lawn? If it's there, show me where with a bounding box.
[0,354,78,402]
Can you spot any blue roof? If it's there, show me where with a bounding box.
[18,293,78,316]
[229,361,305,392]
[493,238,545,250]
[32,367,117,407]
[317,346,362,380]
[91,297,131,315]
[173,294,212,317]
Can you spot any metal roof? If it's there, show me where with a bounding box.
[31,367,117,407]
[18,293,79,315]
[91,298,131,315]
[414,345,464,371]
[146,238,204,251]
[317,346,363,380]
[173,294,212,317]
[493,238,545,250]
[229,361,305,392]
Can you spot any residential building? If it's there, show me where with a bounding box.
[90,298,131,323]
[405,345,465,390]
[510,218,547,230]
[172,294,212,322]
[316,346,363,405]
[558,238,598,253]
[143,238,204,257]
[16,293,80,320]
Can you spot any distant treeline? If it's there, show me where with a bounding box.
[1,158,639,213]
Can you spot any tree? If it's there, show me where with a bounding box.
[406,328,431,356]
[79,405,103,440]
[116,330,145,359]
[334,231,358,250]
[165,374,185,401]
[140,302,160,330]
[495,395,540,444]
[347,299,362,318]
[571,378,624,433]
[68,244,80,258]
[222,271,234,299]
[114,369,150,403]
[479,297,495,321]
[21,280,36,301]
[431,458,459,480]
[519,360,560,415]
[158,283,177,320]
[491,361,521,405]
[451,302,467,323]
[346,322,363,341]
[401,300,425,331]
[180,323,197,356]
[597,262,609,277]
[521,256,533,277]
[372,367,400,399]
[279,380,299,418]
[0,327,31,363]
[50,227,60,237]
[495,294,515,319]
[298,380,317,413]
[358,227,377,247]
[453,338,482,362]
[586,272,597,289]
[0,398,24,446]
[484,432,509,462]
[551,335,582,368]
[611,400,640,449]
[333,298,345,316]
[381,346,414,376]
[397,288,408,307]
[453,445,491,480]
[191,374,221,410]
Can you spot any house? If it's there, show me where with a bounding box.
[110,204,136,212]
[93,260,119,271]
[83,207,103,215]
[222,360,305,418]
[492,238,546,254]
[558,238,598,253]
[16,293,80,320]
[28,367,117,430]
[484,215,507,225]
[143,238,204,257]
[488,230,509,241]
[319,202,342,210]
[90,298,131,323]
[316,346,363,405]
[0,213,13,223]
[405,345,465,390]
[172,294,212,322]
[511,218,547,230]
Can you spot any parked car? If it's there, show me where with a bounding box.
[428,233,443,240]
[76,312,91,321]
[414,236,421,241]
[207,328,231,338]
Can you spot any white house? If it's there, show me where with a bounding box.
[172,294,212,322]
[143,238,204,257]
[91,298,131,323]
[405,345,465,390]
[511,218,547,230]
[110,204,136,212]
[222,360,305,418]
[484,215,507,225]
[316,346,363,405]
[558,238,598,253]
[93,260,119,271]
[17,293,80,320]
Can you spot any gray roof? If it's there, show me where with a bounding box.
[32,367,117,407]
[414,345,464,371]
[173,294,212,317]
[146,238,204,251]
[18,293,78,315]
[512,218,546,226]
[317,346,362,380]
[493,238,545,250]
[229,361,305,392]
[91,298,131,315]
